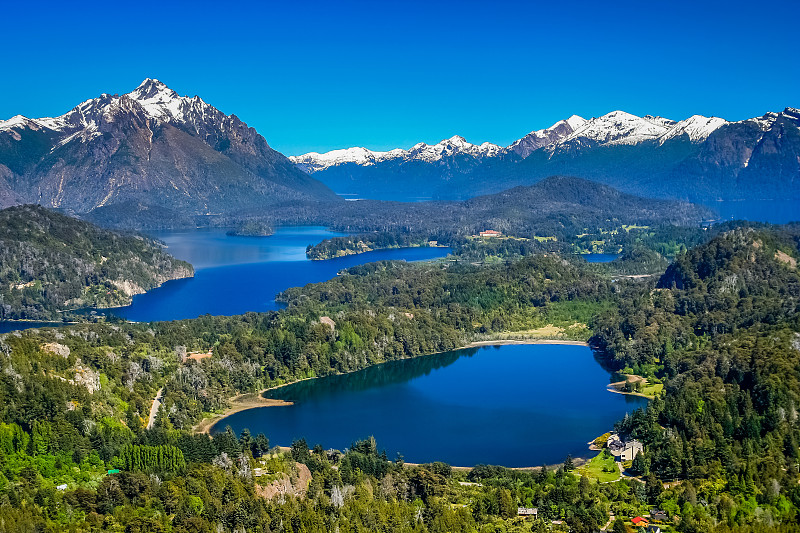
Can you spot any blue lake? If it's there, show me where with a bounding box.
[583,253,619,263]
[213,343,647,467]
[107,227,450,322]
[0,321,65,334]
[705,199,800,224]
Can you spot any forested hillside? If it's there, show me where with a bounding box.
[591,226,800,529]
[300,176,711,260]
[0,225,798,531]
[0,205,193,320]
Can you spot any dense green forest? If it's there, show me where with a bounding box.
[0,206,193,320]
[0,224,799,531]
[295,177,711,261]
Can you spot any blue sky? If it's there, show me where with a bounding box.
[2,0,798,155]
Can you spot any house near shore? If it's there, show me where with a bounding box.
[517,507,538,517]
[620,440,644,462]
[607,433,644,461]
[479,230,502,237]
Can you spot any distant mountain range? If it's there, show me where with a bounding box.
[0,79,338,217]
[3,80,795,221]
[291,108,800,203]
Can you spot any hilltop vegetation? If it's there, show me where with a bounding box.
[0,205,193,320]
[301,176,711,260]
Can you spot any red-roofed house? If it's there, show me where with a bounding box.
[479,230,502,237]
[632,516,649,526]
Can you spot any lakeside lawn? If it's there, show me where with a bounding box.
[641,382,664,397]
[578,450,620,483]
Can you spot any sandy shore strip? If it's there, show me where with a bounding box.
[194,338,590,435]
[605,384,654,400]
[466,338,589,348]
[392,456,588,472]
[195,393,293,434]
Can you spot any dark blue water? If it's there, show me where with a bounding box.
[705,199,800,224]
[213,343,647,467]
[583,253,619,263]
[107,227,450,322]
[0,322,64,334]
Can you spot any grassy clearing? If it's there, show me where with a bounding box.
[578,450,620,483]
[641,382,664,397]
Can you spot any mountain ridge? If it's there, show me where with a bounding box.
[0,79,339,215]
[290,108,800,203]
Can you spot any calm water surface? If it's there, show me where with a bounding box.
[0,322,64,334]
[705,199,800,224]
[107,227,450,322]
[213,343,647,467]
[582,253,619,263]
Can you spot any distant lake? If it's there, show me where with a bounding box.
[582,253,619,263]
[213,343,647,467]
[106,227,450,322]
[705,199,800,224]
[0,321,65,334]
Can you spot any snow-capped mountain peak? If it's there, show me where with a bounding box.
[508,115,587,158]
[130,78,178,100]
[408,135,502,161]
[290,147,400,173]
[658,115,728,144]
[566,115,588,131]
[125,78,194,122]
[127,78,183,120]
[0,115,40,131]
[290,135,502,172]
[560,111,673,148]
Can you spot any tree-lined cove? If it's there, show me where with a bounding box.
[212,343,647,466]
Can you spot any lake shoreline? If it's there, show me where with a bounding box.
[197,338,591,437]
[195,395,294,435]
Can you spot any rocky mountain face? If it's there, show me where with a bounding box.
[0,79,339,218]
[508,115,587,158]
[292,108,800,203]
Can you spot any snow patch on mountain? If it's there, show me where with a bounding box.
[659,115,728,143]
[566,115,587,131]
[560,111,672,149]
[508,115,587,158]
[291,135,502,172]
[643,115,678,128]
[290,147,405,172]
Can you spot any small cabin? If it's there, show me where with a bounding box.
[517,507,538,517]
